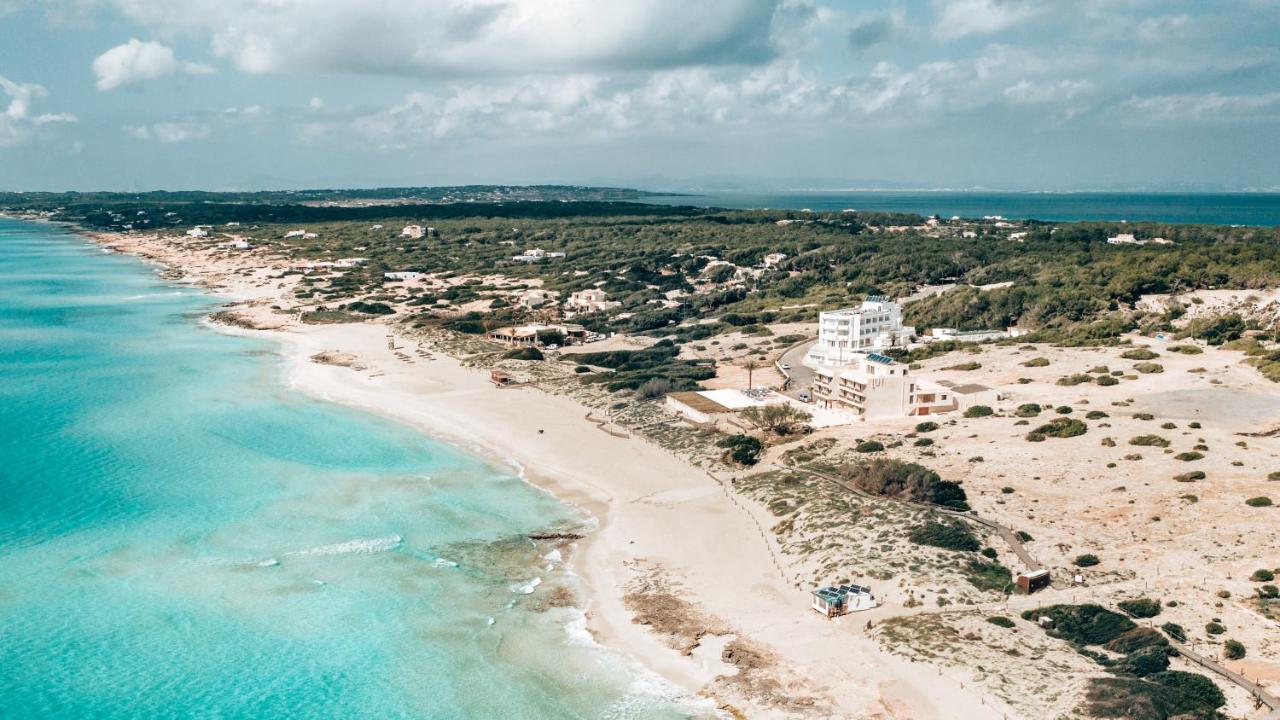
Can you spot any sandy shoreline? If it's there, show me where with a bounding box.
[78,228,1009,719]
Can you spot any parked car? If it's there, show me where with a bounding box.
[781,363,792,370]
[798,391,812,402]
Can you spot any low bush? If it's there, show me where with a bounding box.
[964,405,994,418]
[914,437,934,447]
[1246,496,1273,507]
[1134,362,1165,374]
[1251,569,1276,582]
[1174,451,1203,461]
[1026,417,1087,441]
[1096,374,1120,386]
[1121,348,1160,360]
[1085,410,1109,419]
[1129,435,1170,447]
[1118,598,1162,619]
[987,616,1015,628]
[1160,622,1186,641]
[1224,639,1246,660]
[1168,344,1203,354]
[1074,553,1101,567]
[1104,627,1168,654]
[944,361,982,371]
[1014,403,1042,417]
[839,458,970,510]
[1020,604,1133,645]
[964,558,1012,593]
[909,519,980,551]
[1057,374,1093,386]
[717,434,763,466]
[915,421,939,433]
[855,440,885,453]
[1021,357,1050,367]
[1205,621,1226,635]
[503,346,544,360]
[1174,471,1205,482]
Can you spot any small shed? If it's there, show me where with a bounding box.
[1016,568,1052,593]
[490,370,516,387]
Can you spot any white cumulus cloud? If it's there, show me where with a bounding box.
[932,0,1046,40]
[0,75,77,148]
[93,39,214,91]
[125,121,211,143]
[94,0,786,78]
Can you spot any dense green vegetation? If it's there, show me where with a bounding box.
[835,458,969,510]
[909,519,980,551]
[11,190,1280,347]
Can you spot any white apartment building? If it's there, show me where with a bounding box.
[807,297,914,367]
[401,225,425,239]
[812,353,954,420]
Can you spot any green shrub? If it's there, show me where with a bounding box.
[1151,671,1225,710]
[1182,313,1245,345]
[574,365,591,373]
[1121,348,1159,360]
[855,440,885,453]
[1174,451,1203,461]
[1129,435,1170,447]
[987,615,1015,628]
[964,405,994,418]
[1246,496,1273,507]
[915,421,939,433]
[1085,410,1109,419]
[1173,471,1205,482]
[1095,374,1120,386]
[717,434,763,466]
[1117,598,1162,619]
[1104,627,1168,654]
[503,346,544,360]
[840,458,969,510]
[1223,639,1246,660]
[1014,403,1042,417]
[1251,569,1276,582]
[944,361,982,371]
[913,437,934,447]
[1133,412,1155,420]
[909,520,980,552]
[1057,374,1093,386]
[1020,604,1134,645]
[1205,621,1225,635]
[1055,405,1073,414]
[1026,417,1087,441]
[1074,553,1101,567]
[1134,362,1165,374]
[1168,344,1202,354]
[1021,357,1050,367]
[1160,622,1186,641]
[964,558,1012,592]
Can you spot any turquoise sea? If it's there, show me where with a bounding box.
[641,191,1280,226]
[0,218,698,719]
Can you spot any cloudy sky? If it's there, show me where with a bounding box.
[2,0,1279,191]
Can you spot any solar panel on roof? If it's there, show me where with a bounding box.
[867,353,893,364]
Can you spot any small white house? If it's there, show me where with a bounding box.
[185,227,209,238]
[401,225,425,239]
[384,271,424,281]
[284,229,308,238]
[811,584,878,618]
[228,240,253,250]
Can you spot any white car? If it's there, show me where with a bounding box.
[781,363,791,370]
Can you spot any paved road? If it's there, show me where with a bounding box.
[778,339,816,399]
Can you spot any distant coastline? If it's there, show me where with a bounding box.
[638,190,1280,226]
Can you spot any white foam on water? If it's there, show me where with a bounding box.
[562,608,596,648]
[543,548,562,564]
[511,577,542,594]
[603,668,728,720]
[486,617,496,627]
[432,557,458,568]
[284,534,403,558]
[257,558,280,568]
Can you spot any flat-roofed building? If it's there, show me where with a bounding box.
[807,297,914,367]
[812,353,954,419]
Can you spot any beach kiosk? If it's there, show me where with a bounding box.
[1016,568,1052,594]
[811,584,877,618]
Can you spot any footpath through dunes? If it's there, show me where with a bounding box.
[265,318,1010,719]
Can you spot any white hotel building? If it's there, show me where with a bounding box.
[807,297,914,367]
[812,353,956,419]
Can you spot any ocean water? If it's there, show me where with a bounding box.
[0,218,700,719]
[640,191,1280,226]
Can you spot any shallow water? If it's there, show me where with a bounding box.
[0,219,702,719]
